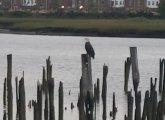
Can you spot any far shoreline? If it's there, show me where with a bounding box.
[0,27,165,38]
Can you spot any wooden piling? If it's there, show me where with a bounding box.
[127,90,133,120]
[102,64,108,120]
[48,78,55,120]
[33,101,39,120]
[130,47,140,93]
[78,77,85,120]
[3,78,7,120]
[112,92,117,120]
[59,81,64,120]
[81,54,93,98]
[37,81,42,120]
[135,91,141,120]
[15,77,19,120]
[162,60,165,114]
[44,93,48,120]
[85,91,94,120]
[156,100,164,120]
[19,77,26,120]
[124,57,131,93]
[96,78,100,101]
[142,90,149,120]
[159,59,164,94]
[7,54,13,120]
[42,67,46,93]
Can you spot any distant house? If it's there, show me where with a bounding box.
[111,0,124,8]
[146,0,159,8]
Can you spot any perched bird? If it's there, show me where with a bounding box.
[85,38,95,59]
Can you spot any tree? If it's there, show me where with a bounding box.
[158,0,165,17]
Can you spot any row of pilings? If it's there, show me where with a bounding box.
[3,46,165,120]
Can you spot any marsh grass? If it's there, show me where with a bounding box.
[0,17,165,32]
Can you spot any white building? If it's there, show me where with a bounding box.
[111,0,124,8]
[146,0,159,8]
[22,0,36,6]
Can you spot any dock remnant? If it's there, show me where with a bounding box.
[78,77,85,120]
[110,92,117,120]
[124,57,131,93]
[130,47,140,93]
[96,78,100,101]
[102,64,108,120]
[159,59,164,94]
[19,77,26,120]
[7,54,13,120]
[81,54,93,98]
[59,81,64,120]
[3,78,7,120]
[37,81,42,120]
[127,90,133,120]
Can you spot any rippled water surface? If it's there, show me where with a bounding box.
[0,33,164,120]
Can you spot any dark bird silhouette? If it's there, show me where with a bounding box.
[85,38,95,59]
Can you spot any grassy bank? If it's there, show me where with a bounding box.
[0,17,165,37]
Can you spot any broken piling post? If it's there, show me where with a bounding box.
[78,77,85,120]
[59,81,64,120]
[127,90,133,120]
[142,90,149,120]
[96,78,100,101]
[124,57,131,93]
[37,82,42,120]
[130,47,140,93]
[48,78,55,120]
[3,78,7,120]
[7,54,13,120]
[19,77,26,120]
[15,77,19,120]
[159,59,164,94]
[81,54,93,97]
[135,91,141,120]
[102,64,108,120]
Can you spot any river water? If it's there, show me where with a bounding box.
[0,33,164,120]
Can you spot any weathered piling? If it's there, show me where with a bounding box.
[48,78,55,120]
[135,91,141,120]
[3,78,7,120]
[19,77,26,120]
[37,82,42,120]
[142,90,149,120]
[78,77,85,120]
[159,59,164,94]
[124,57,131,93]
[151,91,157,120]
[94,84,97,120]
[33,101,39,120]
[156,101,164,120]
[44,93,49,120]
[113,92,117,119]
[162,60,165,114]
[59,81,64,120]
[7,54,13,120]
[102,64,108,120]
[85,91,94,120]
[96,78,100,101]
[127,90,133,120]
[15,77,19,110]
[81,54,93,97]
[42,67,46,93]
[130,47,140,93]
[46,56,52,82]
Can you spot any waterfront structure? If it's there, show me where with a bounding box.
[0,0,160,12]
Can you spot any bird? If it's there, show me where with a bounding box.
[85,38,95,59]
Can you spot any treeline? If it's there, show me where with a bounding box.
[0,10,163,19]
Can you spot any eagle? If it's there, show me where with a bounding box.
[85,38,95,59]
